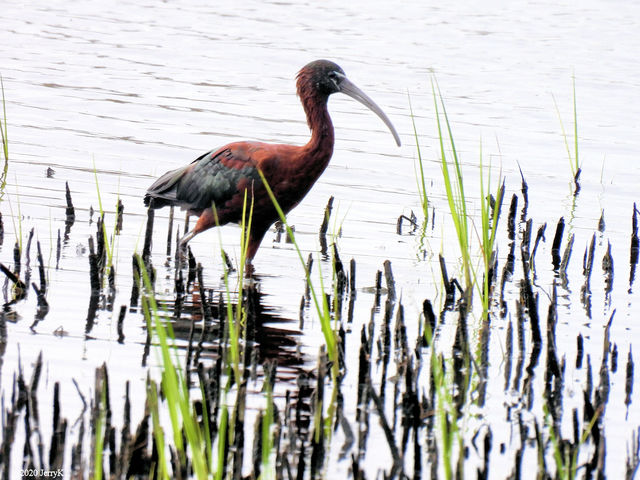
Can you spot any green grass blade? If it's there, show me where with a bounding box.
[572,74,579,174]
[408,92,429,220]
[215,405,228,480]
[93,379,107,480]
[0,75,9,198]
[261,378,275,479]
[552,92,576,177]
[92,161,114,269]
[431,77,472,295]
[210,199,244,384]
[148,379,169,480]
[257,169,337,357]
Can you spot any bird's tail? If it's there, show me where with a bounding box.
[143,194,171,209]
[145,165,189,209]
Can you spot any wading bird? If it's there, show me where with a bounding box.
[145,59,401,261]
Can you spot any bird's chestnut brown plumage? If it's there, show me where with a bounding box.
[145,59,401,261]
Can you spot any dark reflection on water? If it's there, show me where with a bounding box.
[135,259,307,387]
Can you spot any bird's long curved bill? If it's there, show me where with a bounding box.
[340,78,401,147]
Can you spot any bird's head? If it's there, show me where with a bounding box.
[297,60,401,146]
[298,59,346,96]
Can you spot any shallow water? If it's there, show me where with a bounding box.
[1,0,640,477]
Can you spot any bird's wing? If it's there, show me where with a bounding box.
[145,143,264,212]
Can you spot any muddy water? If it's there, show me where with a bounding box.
[1,0,640,477]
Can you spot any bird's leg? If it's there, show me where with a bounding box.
[175,209,218,268]
[245,226,268,265]
[244,260,255,278]
[178,209,217,252]
[174,229,195,269]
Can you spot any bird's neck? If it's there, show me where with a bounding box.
[302,94,335,166]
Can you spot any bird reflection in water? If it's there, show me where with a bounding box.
[148,274,307,382]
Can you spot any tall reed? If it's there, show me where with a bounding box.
[213,191,253,384]
[415,82,506,479]
[432,79,473,303]
[409,94,429,222]
[92,163,118,272]
[478,145,504,316]
[92,381,107,480]
[0,76,9,199]
[552,75,580,180]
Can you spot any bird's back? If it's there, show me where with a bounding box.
[145,142,272,218]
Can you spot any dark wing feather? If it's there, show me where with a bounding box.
[145,144,262,213]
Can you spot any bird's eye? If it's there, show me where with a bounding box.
[328,71,340,84]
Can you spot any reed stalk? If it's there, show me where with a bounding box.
[478,145,504,316]
[408,93,429,222]
[432,79,472,303]
[0,76,9,199]
[552,76,580,179]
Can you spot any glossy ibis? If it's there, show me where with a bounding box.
[145,59,401,261]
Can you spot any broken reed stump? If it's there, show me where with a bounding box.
[551,216,565,271]
[65,181,75,224]
[142,201,154,262]
[117,305,126,344]
[319,196,334,256]
[87,237,100,295]
[630,203,639,290]
[115,199,124,235]
[166,205,174,257]
[56,229,61,270]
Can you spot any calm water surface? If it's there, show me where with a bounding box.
[1,0,640,477]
